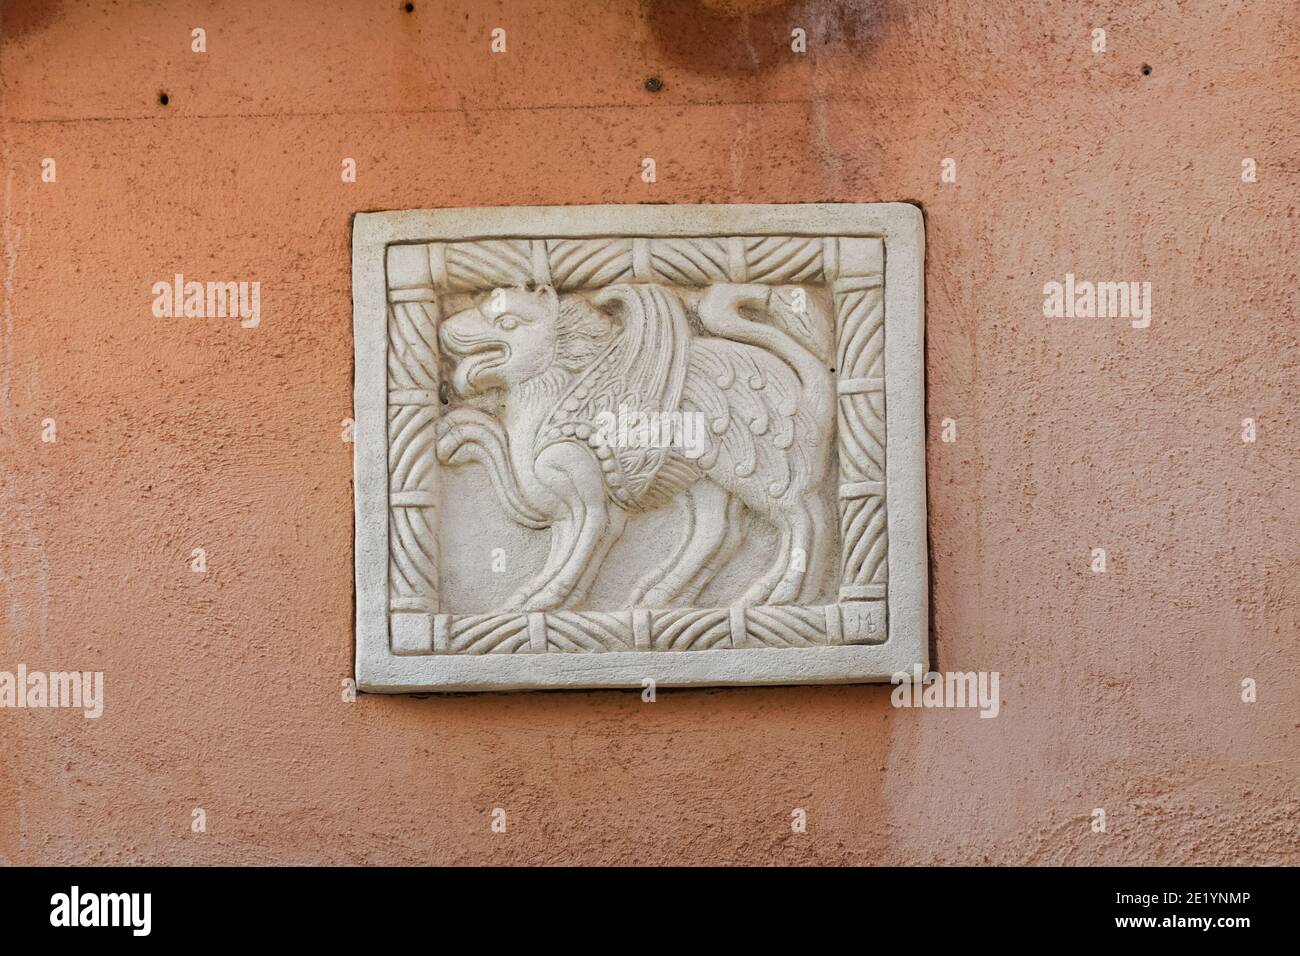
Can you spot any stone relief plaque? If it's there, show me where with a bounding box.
[353,204,927,691]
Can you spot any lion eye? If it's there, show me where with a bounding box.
[498,315,519,331]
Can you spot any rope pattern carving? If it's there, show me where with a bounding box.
[832,279,887,599]
[421,604,887,653]
[383,234,890,646]
[387,300,440,615]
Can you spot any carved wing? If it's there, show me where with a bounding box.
[536,283,693,510]
[680,336,825,502]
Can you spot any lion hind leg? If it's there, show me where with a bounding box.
[628,496,695,606]
[740,517,792,607]
[677,494,747,605]
[796,494,835,604]
[636,482,730,609]
[743,499,817,607]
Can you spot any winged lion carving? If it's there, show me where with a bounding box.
[433,281,836,611]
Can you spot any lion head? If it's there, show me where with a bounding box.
[439,286,616,396]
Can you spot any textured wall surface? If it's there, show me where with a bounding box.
[1,0,1297,864]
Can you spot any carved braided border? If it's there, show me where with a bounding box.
[384,235,888,652]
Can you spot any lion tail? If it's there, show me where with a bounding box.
[695,284,833,424]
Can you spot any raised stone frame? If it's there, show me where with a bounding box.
[353,204,927,692]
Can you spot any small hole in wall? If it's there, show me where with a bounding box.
[1141,64,1152,76]
[438,381,451,405]
[404,2,414,11]
[158,91,170,106]
[644,76,663,93]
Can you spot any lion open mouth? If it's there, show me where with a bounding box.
[453,340,509,389]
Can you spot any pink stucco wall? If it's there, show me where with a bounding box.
[1,0,1296,864]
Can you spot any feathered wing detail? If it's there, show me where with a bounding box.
[536,283,693,510]
[680,337,821,503]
